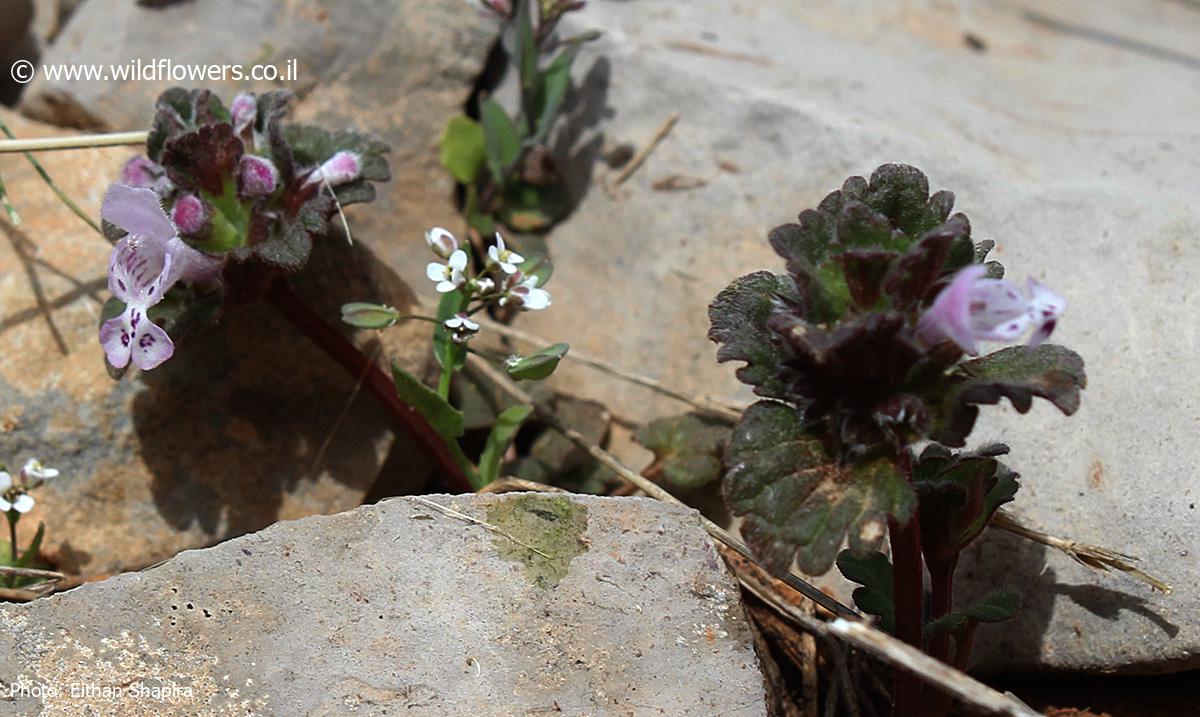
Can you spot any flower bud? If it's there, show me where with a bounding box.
[171,194,208,235]
[425,227,459,259]
[119,156,172,196]
[230,93,257,136]
[240,155,280,196]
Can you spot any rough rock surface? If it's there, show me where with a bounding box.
[483,0,1196,673]
[0,0,38,106]
[0,494,766,716]
[0,106,425,579]
[0,1,493,580]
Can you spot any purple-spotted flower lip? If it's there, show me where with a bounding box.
[917,265,1066,356]
[98,184,222,371]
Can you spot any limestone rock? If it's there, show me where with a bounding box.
[0,494,766,716]
[496,0,1200,673]
[0,108,430,580]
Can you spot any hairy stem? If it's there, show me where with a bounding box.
[266,279,472,492]
[927,557,957,663]
[924,556,959,717]
[889,450,924,717]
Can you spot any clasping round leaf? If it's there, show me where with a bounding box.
[506,343,569,381]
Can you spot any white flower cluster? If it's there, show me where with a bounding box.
[424,227,552,344]
[0,459,59,514]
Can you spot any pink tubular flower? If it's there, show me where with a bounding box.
[119,156,172,196]
[239,155,279,196]
[98,185,217,370]
[304,151,361,188]
[917,265,1065,356]
[230,93,257,136]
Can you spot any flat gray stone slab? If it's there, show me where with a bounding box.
[487,0,1200,673]
[0,494,766,716]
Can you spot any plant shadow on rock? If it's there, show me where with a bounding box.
[134,232,431,537]
[960,527,1179,671]
[550,56,613,214]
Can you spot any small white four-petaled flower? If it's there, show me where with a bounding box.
[426,250,469,293]
[0,459,59,514]
[487,234,525,274]
[500,272,552,311]
[443,313,481,344]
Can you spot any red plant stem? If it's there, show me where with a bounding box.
[923,556,959,717]
[889,450,924,717]
[265,279,472,493]
[927,556,957,665]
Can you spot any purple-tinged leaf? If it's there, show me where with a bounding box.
[723,401,916,576]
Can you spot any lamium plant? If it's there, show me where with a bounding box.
[99,87,389,373]
[707,164,1086,715]
[95,87,490,492]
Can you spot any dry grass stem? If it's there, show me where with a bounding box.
[464,311,744,422]
[0,130,150,154]
[411,495,553,559]
[992,510,1171,594]
[612,112,680,187]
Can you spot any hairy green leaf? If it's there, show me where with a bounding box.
[836,549,895,633]
[959,344,1087,414]
[915,444,1019,564]
[925,587,1021,635]
[862,163,952,238]
[708,272,798,399]
[928,344,1087,447]
[635,413,729,490]
[439,115,486,184]
[723,401,916,575]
